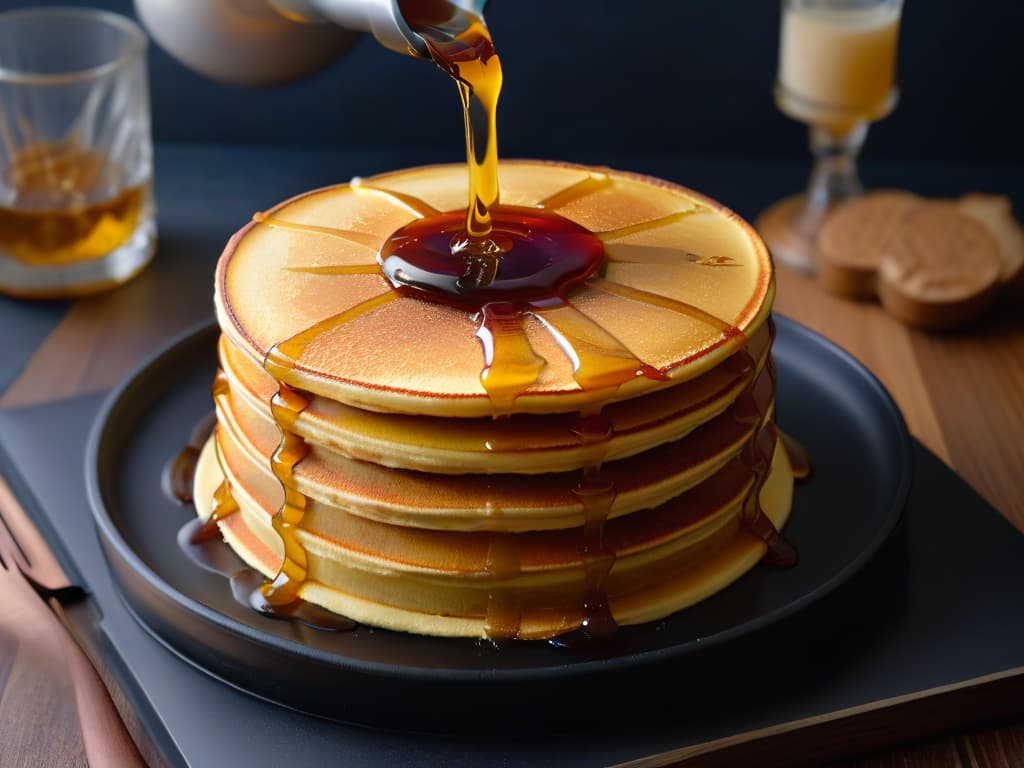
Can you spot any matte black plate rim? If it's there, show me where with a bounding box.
[85,314,913,684]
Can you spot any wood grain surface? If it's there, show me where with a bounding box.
[773,265,1024,534]
[1,261,1022,767]
[0,552,145,768]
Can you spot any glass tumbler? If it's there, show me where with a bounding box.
[0,7,155,298]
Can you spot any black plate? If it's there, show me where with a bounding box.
[86,315,912,734]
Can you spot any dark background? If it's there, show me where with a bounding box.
[2,0,1021,168]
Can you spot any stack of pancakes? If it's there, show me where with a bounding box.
[194,161,795,639]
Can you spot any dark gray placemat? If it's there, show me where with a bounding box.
[1,388,1023,767]
[0,297,69,395]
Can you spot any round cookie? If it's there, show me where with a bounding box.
[957,193,1024,300]
[816,190,922,299]
[877,202,1002,330]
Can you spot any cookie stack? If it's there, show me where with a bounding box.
[817,190,1023,329]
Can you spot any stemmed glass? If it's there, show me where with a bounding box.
[756,0,904,274]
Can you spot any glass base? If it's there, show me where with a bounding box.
[755,194,819,275]
[0,215,156,299]
[774,83,897,132]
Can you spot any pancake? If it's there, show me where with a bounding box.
[215,382,766,531]
[194,436,794,639]
[217,323,772,474]
[195,160,798,640]
[215,161,773,417]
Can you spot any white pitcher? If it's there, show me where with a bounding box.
[133,0,488,86]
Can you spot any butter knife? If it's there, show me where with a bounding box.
[0,470,184,768]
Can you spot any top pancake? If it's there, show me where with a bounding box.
[216,161,773,417]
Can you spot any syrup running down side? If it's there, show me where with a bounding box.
[729,318,798,567]
[176,517,355,632]
[169,377,355,631]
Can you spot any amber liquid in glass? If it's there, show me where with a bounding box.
[0,141,146,265]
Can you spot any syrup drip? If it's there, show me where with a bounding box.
[571,411,618,637]
[252,212,380,250]
[538,173,613,211]
[483,407,622,642]
[161,409,216,505]
[350,178,440,218]
[184,370,246,542]
[188,477,240,544]
[476,301,545,415]
[781,431,813,480]
[260,381,312,606]
[176,517,354,632]
[400,0,502,240]
[730,318,798,567]
[595,206,707,242]
[284,264,381,276]
[253,292,405,609]
[171,377,354,630]
[212,366,229,398]
[262,292,400,380]
[529,300,670,391]
[162,369,230,506]
[589,278,740,338]
[541,412,620,649]
[483,534,522,639]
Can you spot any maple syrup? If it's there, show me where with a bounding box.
[781,430,813,480]
[399,0,501,240]
[482,534,523,638]
[257,382,312,606]
[176,516,354,632]
[730,319,797,566]
[380,206,605,307]
[162,410,217,505]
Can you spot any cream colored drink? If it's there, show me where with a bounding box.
[777,1,901,127]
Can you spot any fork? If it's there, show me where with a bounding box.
[0,499,147,767]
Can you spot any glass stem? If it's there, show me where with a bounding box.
[796,121,868,238]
